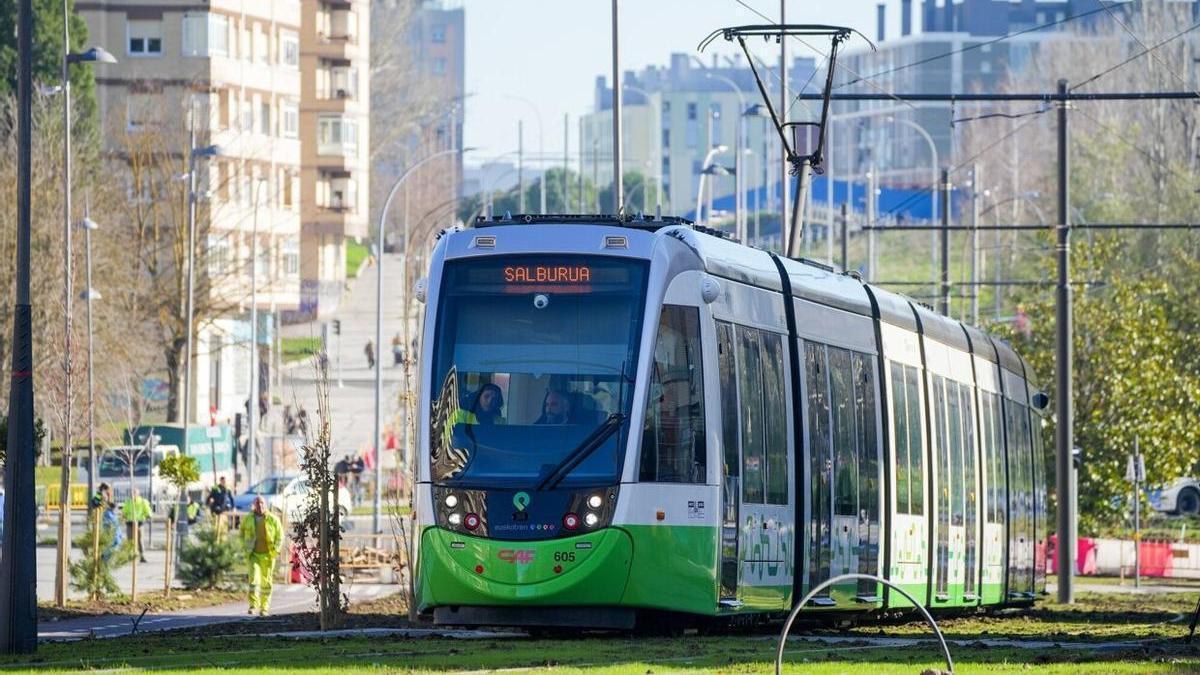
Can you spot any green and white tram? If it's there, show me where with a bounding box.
[412,214,1050,629]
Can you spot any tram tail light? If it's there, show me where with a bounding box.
[464,513,481,531]
[562,513,581,530]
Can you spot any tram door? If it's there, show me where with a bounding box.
[723,324,793,610]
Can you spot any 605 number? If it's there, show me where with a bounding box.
[553,551,576,563]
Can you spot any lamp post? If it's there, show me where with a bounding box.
[694,144,728,225]
[705,72,747,240]
[887,115,939,296]
[744,103,772,246]
[622,83,661,214]
[182,137,220,474]
[247,178,269,491]
[55,13,116,606]
[79,211,100,505]
[374,147,468,534]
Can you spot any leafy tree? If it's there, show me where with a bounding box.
[177,522,243,590]
[0,0,99,138]
[158,453,200,490]
[0,413,47,469]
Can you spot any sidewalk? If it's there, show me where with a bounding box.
[38,583,398,641]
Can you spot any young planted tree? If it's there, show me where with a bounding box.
[177,522,242,590]
[157,453,200,595]
[69,512,135,599]
[292,355,344,630]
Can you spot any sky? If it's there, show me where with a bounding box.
[461,0,883,165]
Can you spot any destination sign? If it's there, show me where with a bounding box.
[504,265,592,284]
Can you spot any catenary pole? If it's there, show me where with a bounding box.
[55,0,75,608]
[779,0,789,249]
[1,0,38,654]
[610,0,622,212]
[1055,78,1075,605]
[940,168,951,315]
[517,120,525,213]
[970,163,981,324]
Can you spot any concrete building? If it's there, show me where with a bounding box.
[81,0,308,422]
[299,0,371,319]
[583,53,817,224]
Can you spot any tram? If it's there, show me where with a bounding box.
[411,214,1050,630]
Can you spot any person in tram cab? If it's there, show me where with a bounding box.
[452,383,505,426]
[534,388,574,425]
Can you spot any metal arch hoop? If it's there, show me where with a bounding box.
[774,573,955,675]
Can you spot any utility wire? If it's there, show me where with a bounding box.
[839,5,1111,90]
[1075,0,1200,92]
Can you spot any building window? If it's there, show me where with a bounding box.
[661,128,670,148]
[280,30,299,67]
[281,100,299,139]
[260,101,271,135]
[319,174,358,211]
[431,24,446,43]
[207,234,231,275]
[182,13,228,57]
[318,115,358,156]
[282,239,300,276]
[127,20,162,56]
[686,101,697,121]
[432,57,447,76]
[254,23,268,64]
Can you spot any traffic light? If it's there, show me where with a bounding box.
[332,319,341,335]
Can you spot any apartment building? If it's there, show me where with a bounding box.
[299,0,370,318]
[81,0,306,422]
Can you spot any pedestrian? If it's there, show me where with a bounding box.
[90,482,112,512]
[122,489,151,563]
[239,495,283,617]
[391,333,404,367]
[102,500,123,562]
[206,476,234,523]
[297,406,310,437]
[258,390,269,430]
[364,339,376,369]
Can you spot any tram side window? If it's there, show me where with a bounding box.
[889,362,911,514]
[738,327,767,503]
[829,347,858,516]
[717,323,740,493]
[805,342,832,591]
[948,380,964,528]
[985,393,1005,525]
[905,365,924,515]
[762,332,789,505]
[639,305,706,483]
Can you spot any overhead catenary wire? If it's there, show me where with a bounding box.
[1075,1,1200,93]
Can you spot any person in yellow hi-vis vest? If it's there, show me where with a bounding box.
[122,490,152,563]
[239,496,283,616]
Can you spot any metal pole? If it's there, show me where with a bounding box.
[1055,78,1075,605]
[706,111,715,225]
[84,211,95,503]
[1134,436,1141,589]
[940,168,951,315]
[611,0,623,212]
[578,116,584,212]
[970,163,981,324]
[826,113,834,265]
[55,0,75,608]
[866,165,876,281]
[517,120,525,213]
[563,113,569,212]
[840,202,849,270]
[248,180,264,492]
[2,0,38,653]
[779,0,790,247]
[184,123,197,458]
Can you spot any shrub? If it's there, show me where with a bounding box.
[69,518,135,598]
[177,522,243,590]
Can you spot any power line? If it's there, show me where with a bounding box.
[1072,11,1200,92]
[838,5,1111,90]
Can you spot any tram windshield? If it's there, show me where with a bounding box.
[429,255,648,488]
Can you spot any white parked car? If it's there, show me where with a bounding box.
[1156,477,1200,516]
[234,474,352,521]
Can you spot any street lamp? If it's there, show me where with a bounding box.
[705,72,747,241]
[886,115,939,294]
[374,146,471,534]
[694,144,728,225]
[622,82,661,214]
[247,178,269,491]
[55,18,116,607]
[744,103,772,246]
[182,138,221,475]
[78,212,100,509]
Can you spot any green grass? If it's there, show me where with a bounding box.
[345,239,370,277]
[4,590,1198,673]
[281,337,323,364]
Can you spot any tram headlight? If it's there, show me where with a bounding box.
[584,512,599,528]
[448,512,462,526]
[444,494,459,509]
[587,493,603,510]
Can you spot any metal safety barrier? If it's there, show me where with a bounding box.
[775,573,954,675]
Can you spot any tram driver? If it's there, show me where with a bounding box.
[453,383,506,426]
[534,389,574,425]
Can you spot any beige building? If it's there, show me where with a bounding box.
[299,0,370,317]
[81,0,307,422]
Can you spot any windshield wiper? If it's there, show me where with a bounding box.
[536,413,626,491]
